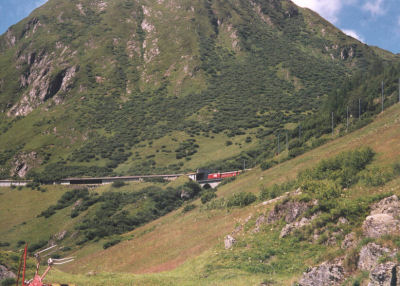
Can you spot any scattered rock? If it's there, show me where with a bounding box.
[299,261,345,286]
[54,230,67,241]
[86,270,97,277]
[337,217,349,225]
[0,265,16,280]
[325,235,337,247]
[252,214,265,233]
[358,243,395,271]
[368,262,399,286]
[224,235,236,249]
[341,232,357,250]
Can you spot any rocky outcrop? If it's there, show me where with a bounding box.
[368,262,399,286]
[358,243,396,271]
[280,214,318,238]
[363,195,400,238]
[8,45,77,117]
[268,200,310,224]
[0,265,16,280]
[299,261,345,286]
[10,151,39,178]
[224,235,236,249]
[341,232,357,250]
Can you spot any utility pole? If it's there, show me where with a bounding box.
[299,124,301,140]
[286,131,288,151]
[277,134,280,154]
[399,78,400,103]
[382,80,384,113]
[346,106,349,132]
[359,98,361,119]
[332,112,334,136]
[243,160,246,171]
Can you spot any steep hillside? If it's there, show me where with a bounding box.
[3,96,400,285]
[0,0,395,180]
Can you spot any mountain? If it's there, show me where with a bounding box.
[0,0,397,180]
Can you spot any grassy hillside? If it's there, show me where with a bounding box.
[2,99,400,285]
[0,0,397,180]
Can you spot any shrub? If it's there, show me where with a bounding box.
[227,192,257,208]
[112,181,126,188]
[260,160,277,171]
[28,240,47,253]
[16,240,26,247]
[0,242,10,247]
[1,278,16,286]
[182,204,196,213]
[103,238,121,249]
[203,198,226,210]
[359,166,393,187]
[201,191,217,204]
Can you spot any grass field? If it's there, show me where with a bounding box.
[3,103,400,285]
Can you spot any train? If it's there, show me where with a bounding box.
[195,169,242,181]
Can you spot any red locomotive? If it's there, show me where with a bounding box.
[207,170,241,180]
[195,169,241,181]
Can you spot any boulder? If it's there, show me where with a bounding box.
[224,235,236,249]
[337,217,349,225]
[363,214,400,239]
[368,262,400,286]
[0,265,16,280]
[363,195,400,239]
[299,262,345,286]
[370,195,400,217]
[358,243,395,271]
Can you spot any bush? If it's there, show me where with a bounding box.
[28,240,47,253]
[182,204,196,213]
[16,240,26,247]
[227,192,257,208]
[0,242,10,247]
[112,181,126,188]
[1,278,16,286]
[298,147,375,188]
[260,160,277,171]
[103,238,121,249]
[203,198,226,210]
[180,181,203,200]
[201,191,217,204]
[359,166,393,187]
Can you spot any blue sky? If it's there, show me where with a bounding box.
[0,0,47,33]
[0,0,399,54]
[292,0,400,53]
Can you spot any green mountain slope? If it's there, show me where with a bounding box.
[0,0,397,180]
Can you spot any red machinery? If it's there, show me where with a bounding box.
[16,244,74,286]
